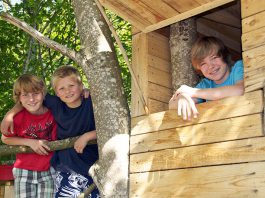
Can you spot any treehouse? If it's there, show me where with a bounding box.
[99,0,265,197]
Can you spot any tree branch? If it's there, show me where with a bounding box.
[0,12,80,63]
[0,137,97,156]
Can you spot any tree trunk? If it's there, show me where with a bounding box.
[72,0,130,197]
[169,18,199,92]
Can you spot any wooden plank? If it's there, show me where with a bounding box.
[0,186,4,198]
[148,99,169,114]
[130,136,265,172]
[131,33,149,117]
[4,185,14,198]
[148,66,172,88]
[148,33,170,61]
[99,0,150,30]
[242,10,265,33]
[139,0,179,18]
[244,66,265,92]
[197,17,242,52]
[131,90,263,135]
[148,54,171,73]
[243,44,265,92]
[130,161,265,198]
[148,83,173,103]
[242,26,265,51]
[143,0,236,33]
[130,114,263,153]
[202,4,241,28]
[241,0,265,18]
[243,44,265,72]
[163,0,200,13]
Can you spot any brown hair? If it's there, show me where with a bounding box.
[51,65,82,89]
[13,74,46,102]
[191,36,233,73]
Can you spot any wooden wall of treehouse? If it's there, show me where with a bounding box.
[130,0,265,197]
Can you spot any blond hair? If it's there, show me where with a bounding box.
[51,65,82,89]
[13,74,46,103]
[191,36,232,74]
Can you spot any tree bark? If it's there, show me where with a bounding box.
[169,18,199,92]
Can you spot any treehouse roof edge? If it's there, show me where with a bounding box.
[99,0,236,33]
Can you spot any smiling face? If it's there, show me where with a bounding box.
[198,54,230,84]
[19,91,45,115]
[54,75,83,108]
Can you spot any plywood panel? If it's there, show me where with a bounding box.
[130,136,265,172]
[242,10,265,33]
[132,90,263,135]
[241,0,265,18]
[130,161,265,198]
[242,26,265,51]
[130,114,263,153]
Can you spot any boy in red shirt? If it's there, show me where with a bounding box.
[1,74,57,198]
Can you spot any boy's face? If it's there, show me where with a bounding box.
[198,54,230,84]
[19,91,45,115]
[54,75,83,108]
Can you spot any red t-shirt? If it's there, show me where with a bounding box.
[6,108,57,171]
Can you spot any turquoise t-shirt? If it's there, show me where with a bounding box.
[195,60,244,103]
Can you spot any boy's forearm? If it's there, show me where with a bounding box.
[194,82,244,101]
[6,102,23,117]
[1,135,32,147]
[82,130,97,142]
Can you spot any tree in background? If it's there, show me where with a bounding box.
[1,0,132,197]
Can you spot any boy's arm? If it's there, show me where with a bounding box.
[1,135,50,155]
[74,130,97,154]
[1,103,23,135]
[175,80,244,101]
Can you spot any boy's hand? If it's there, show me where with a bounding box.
[82,88,90,98]
[74,135,88,154]
[174,85,198,99]
[1,114,15,135]
[169,93,198,121]
[28,139,50,155]
[177,93,198,120]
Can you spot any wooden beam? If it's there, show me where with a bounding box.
[143,0,236,33]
